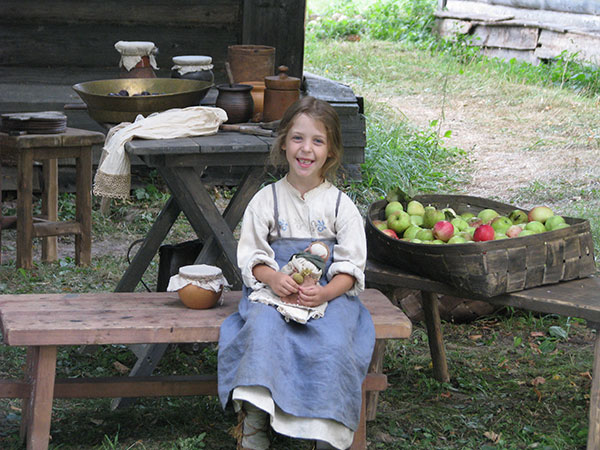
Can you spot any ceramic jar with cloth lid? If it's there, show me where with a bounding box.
[263,65,301,122]
[171,55,214,83]
[114,41,158,78]
[167,264,230,309]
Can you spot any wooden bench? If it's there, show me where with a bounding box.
[0,288,411,450]
[365,259,600,449]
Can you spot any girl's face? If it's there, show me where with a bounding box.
[283,113,330,193]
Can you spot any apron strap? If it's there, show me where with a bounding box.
[271,183,281,239]
[335,190,342,219]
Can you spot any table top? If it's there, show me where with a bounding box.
[0,127,105,149]
[366,259,600,323]
[126,131,365,167]
[0,289,410,347]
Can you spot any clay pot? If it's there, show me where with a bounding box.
[178,285,223,310]
[215,83,254,124]
[120,56,156,79]
[240,81,266,122]
[263,66,301,122]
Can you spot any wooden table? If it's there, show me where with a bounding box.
[365,259,600,449]
[0,289,410,450]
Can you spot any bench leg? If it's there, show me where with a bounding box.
[20,345,57,450]
[587,326,600,449]
[365,339,386,421]
[350,379,368,450]
[421,291,450,383]
[41,158,58,263]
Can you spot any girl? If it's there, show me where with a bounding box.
[218,96,375,450]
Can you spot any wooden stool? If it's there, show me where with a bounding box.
[0,128,105,268]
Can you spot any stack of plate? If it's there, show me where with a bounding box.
[1,111,67,134]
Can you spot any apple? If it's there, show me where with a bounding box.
[477,208,499,224]
[423,208,445,229]
[448,235,467,244]
[410,215,424,226]
[467,217,483,228]
[403,225,422,240]
[518,229,536,237]
[491,216,512,234]
[410,238,423,244]
[460,212,475,221]
[433,220,455,242]
[465,226,477,237]
[458,231,473,241]
[385,201,404,218]
[387,211,411,234]
[494,233,508,240]
[545,215,566,231]
[381,229,398,239]
[416,229,434,241]
[473,224,495,242]
[451,217,468,232]
[508,209,528,225]
[553,222,570,230]
[431,239,445,244]
[525,221,545,233]
[407,200,425,217]
[505,225,522,238]
[528,206,554,224]
[372,219,387,231]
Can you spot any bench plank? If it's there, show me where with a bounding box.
[0,289,411,346]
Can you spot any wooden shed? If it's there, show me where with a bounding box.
[436,0,600,65]
[0,0,365,190]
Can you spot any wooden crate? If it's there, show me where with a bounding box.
[366,194,596,298]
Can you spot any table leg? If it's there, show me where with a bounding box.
[587,325,600,449]
[115,195,181,292]
[421,291,450,383]
[41,158,58,263]
[23,345,57,450]
[17,148,34,269]
[75,146,92,266]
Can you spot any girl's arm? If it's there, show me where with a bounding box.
[297,273,355,307]
[253,264,299,297]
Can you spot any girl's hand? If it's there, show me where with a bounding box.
[297,284,328,307]
[269,272,299,297]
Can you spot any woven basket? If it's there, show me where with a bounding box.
[366,194,596,297]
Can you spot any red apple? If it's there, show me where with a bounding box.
[505,225,522,238]
[381,229,398,239]
[432,220,455,242]
[473,224,495,242]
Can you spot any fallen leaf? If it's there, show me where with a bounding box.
[113,361,130,374]
[10,404,22,412]
[440,392,452,399]
[90,418,104,425]
[552,374,561,380]
[580,371,592,380]
[469,334,483,340]
[414,365,423,370]
[531,376,546,386]
[530,331,545,337]
[484,430,500,443]
[533,387,542,402]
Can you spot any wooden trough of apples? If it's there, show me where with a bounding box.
[366,194,596,297]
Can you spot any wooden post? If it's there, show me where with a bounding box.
[17,148,34,269]
[75,145,92,266]
[421,291,450,382]
[365,339,386,421]
[587,323,600,449]
[41,157,58,262]
[349,379,368,450]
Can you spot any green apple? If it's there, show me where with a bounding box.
[508,209,528,225]
[423,208,445,229]
[406,200,425,217]
[525,221,545,233]
[385,201,404,218]
[466,226,476,237]
[528,206,554,224]
[431,239,445,244]
[372,219,387,231]
[410,215,424,226]
[387,211,411,234]
[518,229,536,237]
[451,217,469,232]
[545,215,566,231]
[494,233,508,240]
[403,225,421,240]
[416,229,434,241]
[448,235,467,244]
[460,212,475,221]
[477,208,499,224]
[410,238,423,244]
[458,231,473,241]
[491,216,512,234]
[553,222,570,230]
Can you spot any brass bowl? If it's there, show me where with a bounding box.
[178,285,222,310]
[72,78,213,124]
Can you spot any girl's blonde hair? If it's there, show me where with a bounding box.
[270,96,343,181]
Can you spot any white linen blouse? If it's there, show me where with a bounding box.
[237,176,366,296]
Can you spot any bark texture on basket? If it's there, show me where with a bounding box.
[398,291,500,323]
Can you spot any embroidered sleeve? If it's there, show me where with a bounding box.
[327,194,366,296]
[237,190,279,290]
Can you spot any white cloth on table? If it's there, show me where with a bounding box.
[93,106,228,199]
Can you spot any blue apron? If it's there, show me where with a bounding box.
[218,186,375,431]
